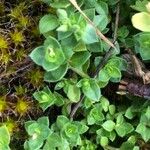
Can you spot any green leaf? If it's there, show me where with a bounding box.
[74,121,89,134]
[84,97,93,109]
[88,41,102,52]
[43,134,69,150]
[43,36,66,71]
[96,129,116,142]
[30,37,66,71]
[81,79,101,101]
[66,84,81,102]
[64,123,79,138]
[125,107,135,119]
[106,66,121,79]
[100,97,110,112]
[115,124,126,137]
[33,86,55,111]
[118,26,129,38]
[133,146,140,150]
[54,92,65,106]
[132,12,150,32]
[29,46,45,66]
[102,120,115,132]
[57,9,68,22]
[109,105,116,115]
[134,32,150,60]
[100,136,109,147]
[115,123,134,137]
[38,117,49,126]
[39,14,59,34]
[43,133,61,149]
[50,0,70,8]
[24,139,43,150]
[0,126,10,150]
[131,0,149,12]
[26,123,50,140]
[94,14,108,31]
[116,114,124,124]
[24,117,51,150]
[44,63,68,82]
[95,1,109,15]
[87,107,105,125]
[56,115,69,129]
[82,24,98,44]
[120,141,134,150]
[98,69,110,82]
[145,106,150,120]
[136,123,150,142]
[69,51,91,68]
[73,41,87,52]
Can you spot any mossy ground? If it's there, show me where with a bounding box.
[0,1,49,148]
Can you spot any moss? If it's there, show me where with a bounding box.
[0,0,47,145]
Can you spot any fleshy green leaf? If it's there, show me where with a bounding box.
[134,32,150,60]
[24,117,51,150]
[100,97,110,112]
[44,63,68,82]
[0,126,10,150]
[39,14,59,34]
[64,123,79,138]
[81,79,101,101]
[33,86,55,111]
[87,107,105,125]
[66,84,81,102]
[43,36,66,71]
[136,123,150,142]
[102,120,115,132]
[29,46,45,66]
[56,115,69,129]
[69,51,91,68]
[82,24,98,44]
[100,136,109,147]
[115,123,134,137]
[98,69,110,82]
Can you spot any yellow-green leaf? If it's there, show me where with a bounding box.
[132,12,150,32]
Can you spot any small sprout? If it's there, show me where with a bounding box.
[15,98,31,116]
[0,96,7,113]
[27,69,44,87]
[40,92,50,103]
[14,48,27,61]
[9,2,27,19]
[0,50,12,66]
[10,30,25,45]
[0,35,9,49]
[31,26,40,37]
[18,15,30,28]
[3,119,17,134]
[14,85,28,96]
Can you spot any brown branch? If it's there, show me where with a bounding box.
[127,48,150,84]
[70,95,84,120]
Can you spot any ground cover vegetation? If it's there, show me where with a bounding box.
[0,0,150,150]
